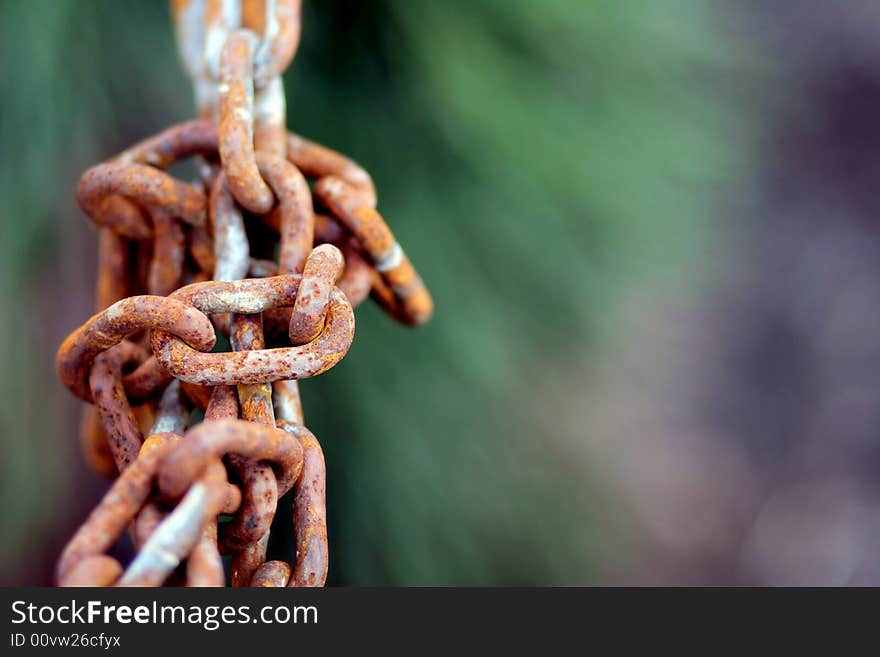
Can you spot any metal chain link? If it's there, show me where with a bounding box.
[54,0,432,587]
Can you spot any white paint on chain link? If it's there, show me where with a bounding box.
[118,483,210,586]
[173,0,207,80]
[375,243,404,273]
[195,77,220,120]
[254,76,286,128]
[214,201,250,282]
[149,381,188,435]
[104,301,126,321]
[253,0,280,86]
[320,177,345,198]
[204,0,242,79]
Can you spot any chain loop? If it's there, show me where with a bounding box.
[56,0,432,587]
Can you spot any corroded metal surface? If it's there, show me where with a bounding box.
[250,559,292,587]
[55,0,432,587]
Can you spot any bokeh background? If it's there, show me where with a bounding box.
[3,0,880,586]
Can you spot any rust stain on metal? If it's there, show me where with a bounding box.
[78,162,207,229]
[225,312,278,560]
[250,559,292,587]
[55,0,433,587]
[288,244,343,345]
[278,419,328,587]
[219,30,273,213]
[57,295,215,401]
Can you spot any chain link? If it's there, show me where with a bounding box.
[54,0,432,587]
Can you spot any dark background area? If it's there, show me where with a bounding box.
[3,0,880,585]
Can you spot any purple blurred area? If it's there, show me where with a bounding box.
[586,0,880,584]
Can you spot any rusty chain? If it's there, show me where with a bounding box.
[54,0,432,587]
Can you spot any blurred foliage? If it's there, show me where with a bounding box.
[0,0,743,584]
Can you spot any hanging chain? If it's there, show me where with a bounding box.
[54,0,432,587]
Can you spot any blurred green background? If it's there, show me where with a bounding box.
[0,0,792,585]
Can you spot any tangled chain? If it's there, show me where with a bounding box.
[54,0,432,587]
